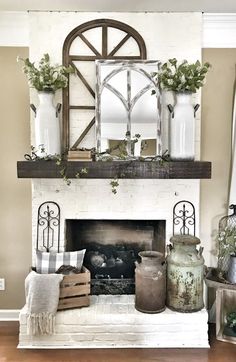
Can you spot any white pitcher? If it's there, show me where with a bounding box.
[168,93,199,161]
[31,91,61,156]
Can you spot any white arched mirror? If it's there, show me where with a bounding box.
[95,60,162,158]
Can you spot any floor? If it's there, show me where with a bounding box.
[0,322,236,362]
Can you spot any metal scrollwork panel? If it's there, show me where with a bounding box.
[173,200,196,236]
[36,201,61,252]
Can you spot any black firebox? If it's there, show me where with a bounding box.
[66,219,165,294]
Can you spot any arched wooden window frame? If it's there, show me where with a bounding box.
[62,18,147,152]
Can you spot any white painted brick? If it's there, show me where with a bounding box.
[19,296,209,348]
[20,323,208,335]
[31,178,200,260]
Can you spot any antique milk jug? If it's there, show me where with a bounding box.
[168,93,199,160]
[135,251,166,313]
[32,91,61,156]
[166,235,204,312]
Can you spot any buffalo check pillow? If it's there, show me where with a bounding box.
[36,249,86,274]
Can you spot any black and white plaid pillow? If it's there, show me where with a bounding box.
[36,249,86,274]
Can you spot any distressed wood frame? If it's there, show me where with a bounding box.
[62,18,147,152]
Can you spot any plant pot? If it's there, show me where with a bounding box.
[227,254,236,284]
[33,91,61,156]
[166,235,204,312]
[169,92,197,161]
[135,251,166,313]
[224,325,236,337]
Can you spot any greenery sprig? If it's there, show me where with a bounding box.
[110,178,119,194]
[24,146,88,186]
[218,227,236,256]
[152,58,211,93]
[17,53,74,92]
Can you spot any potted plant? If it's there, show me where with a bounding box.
[225,311,236,336]
[227,251,236,284]
[218,227,236,278]
[216,204,236,281]
[153,58,211,161]
[17,53,74,92]
[154,58,210,94]
[18,54,74,155]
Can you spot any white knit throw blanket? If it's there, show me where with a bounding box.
[25,271,63,335]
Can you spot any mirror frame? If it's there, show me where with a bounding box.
[95,60,162,157]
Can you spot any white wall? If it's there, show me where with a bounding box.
[28,12,202,154]
[0,12,29,46]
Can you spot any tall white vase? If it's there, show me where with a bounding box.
[169,92,195,161]
[34,91,61,156]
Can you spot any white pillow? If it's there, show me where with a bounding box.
[36,249,86,274]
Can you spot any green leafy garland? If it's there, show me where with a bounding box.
[24,146,88,186]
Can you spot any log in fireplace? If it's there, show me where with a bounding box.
[65,219,165,294]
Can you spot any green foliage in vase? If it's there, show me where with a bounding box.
[17,53,74,92]
[218,227,236,256]
[217,226,236,273]
[152,58,211,93]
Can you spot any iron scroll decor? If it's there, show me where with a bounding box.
[173,200,196,236]
[36,201,61,252]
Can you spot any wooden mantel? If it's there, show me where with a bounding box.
[17,160,211,179]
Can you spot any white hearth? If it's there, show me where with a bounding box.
[19,295,209,348]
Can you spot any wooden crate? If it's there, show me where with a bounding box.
[216,288,236,344]
[57,266,90,311]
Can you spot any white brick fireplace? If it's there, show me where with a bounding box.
[18,11,209,348]
[18,177,209,349]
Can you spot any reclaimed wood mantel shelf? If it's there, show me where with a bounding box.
[17,160,211,179]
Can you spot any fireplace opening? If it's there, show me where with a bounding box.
[65,219,166,294]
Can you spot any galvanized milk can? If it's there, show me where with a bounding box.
[166,235,204,312]
[135,251,166,313]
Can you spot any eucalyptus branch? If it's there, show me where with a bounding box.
[17,53,75,92]
[152,58,211,93]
